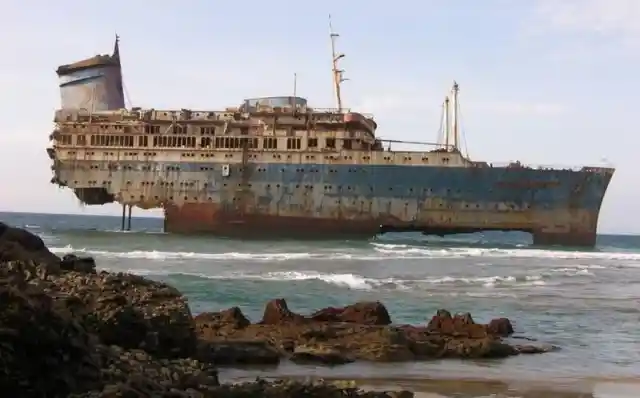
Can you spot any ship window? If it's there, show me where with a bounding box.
[342,139,353,150]
[200,137,212,148]
[325,138,336,149]
[286,138,301,150]
[308,138,318,148]
[263,137,278,149]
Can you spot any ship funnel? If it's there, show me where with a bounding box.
[55,35,125,111]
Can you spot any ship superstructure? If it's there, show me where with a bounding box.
[47,32,614,247]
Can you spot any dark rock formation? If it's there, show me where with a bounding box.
[311,301,392,325]
[195,299,554,364]
[0,221,60,266]
[0,221,551,397]
[260,298,306,324]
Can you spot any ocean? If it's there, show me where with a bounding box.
[3,211,640,391]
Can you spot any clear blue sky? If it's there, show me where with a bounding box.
[0,0,637,234]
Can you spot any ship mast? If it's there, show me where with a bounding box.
[329,15,347,111]
[450,81,460,151]
[443,96,450,150]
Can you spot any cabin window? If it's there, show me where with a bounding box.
[286,138,301,150]
[343,139,353,150]
[172,124,187,134]
[263,137,278,149]
[200,127,216,135]
[200,137,212,148]
[77,135,86,146]
[308,138,318,148]
[325,138,336,149]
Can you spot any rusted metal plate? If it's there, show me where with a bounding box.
[58,64,124,112]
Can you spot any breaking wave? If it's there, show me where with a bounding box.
[49,243,640,262]
[46,244,602,292]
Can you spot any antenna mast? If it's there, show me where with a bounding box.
[293,72,297,98]
[329,15,347,111]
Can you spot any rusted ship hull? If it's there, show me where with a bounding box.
[154,162,614,246]
[163,203,602,246]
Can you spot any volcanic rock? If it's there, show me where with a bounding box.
[311,301,392,325]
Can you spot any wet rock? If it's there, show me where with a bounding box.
[0,221,60,266]
[290,344,355,365]
[444,337,517,358]
[311,301,392,325]
[515,343,558,354]
[60,254,97,273]
[195,307,250,334]
[0,279,102,396]
[488,317,515,337]
[47,271,198,359]
[197,340,280,365]
[198,305,542,363]
[260,298,306,324]
[198,378,414,398]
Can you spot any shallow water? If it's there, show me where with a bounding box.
[4,211,640,384]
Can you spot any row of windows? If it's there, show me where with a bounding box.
[143,125,354,136]
[90,135,135,147]
[152,136,197,148]
[59,134,362,151]
[63,150,449,166]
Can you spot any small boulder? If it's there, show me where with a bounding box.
[290,344,354,365]
[311,301,392,325]
[260,298,305,324]
[60,254,97,273]
[195,307,250,330]
[487,317,514,336]
[339,301,392,325]
[197,340,280,365]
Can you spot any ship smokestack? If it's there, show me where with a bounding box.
[55,35,125,111]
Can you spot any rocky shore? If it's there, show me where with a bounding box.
[0,221,554,397]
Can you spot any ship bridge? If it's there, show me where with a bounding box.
[240,96,308,111]
[239,95,377,136]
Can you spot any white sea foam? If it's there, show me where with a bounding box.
[45,242,629,292]
[49,243,640,263]
[78,266,599,292]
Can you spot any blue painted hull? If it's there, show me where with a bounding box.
[57,159,613,246]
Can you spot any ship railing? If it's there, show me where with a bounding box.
[376,138,449,149]
[307,108,374,118]
[487,162,614,172]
